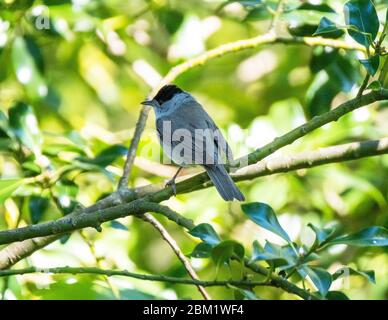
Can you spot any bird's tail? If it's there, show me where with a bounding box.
[205,165,245,201]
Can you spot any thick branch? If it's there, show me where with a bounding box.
[141,89,388,202]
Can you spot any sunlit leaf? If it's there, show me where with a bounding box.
[301,266,332,296]
[189,242,213,258]
[328,226,388,247]
[344,0,379,47]
[242,202,291,243]
[359,55,380,76]
[188,223,221,246]
[211,240,245,273]
[366,80,382,90]
[313,17,339,36]
[308,223,336,247]
[0,179,24,204]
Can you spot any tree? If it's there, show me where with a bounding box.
[0,0,388,300]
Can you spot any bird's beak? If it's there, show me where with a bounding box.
[141,99,156,107]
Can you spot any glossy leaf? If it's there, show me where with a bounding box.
[308,223,336,247]
[344,0,379,47]
[189,242,213,258]
[29,196,49,224]
[302,266,332,296]
[328,226,388,247]
[8,102,42,156]
[242,202,291,243]
[313,17,339,36]
[326,291,350,300]
[188,223,221,246]
[251,241,297,269]
[333,267,375,284]
[359,55,380,76]
[211,240,245,272]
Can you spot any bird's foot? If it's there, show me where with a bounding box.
[165,178,177,196]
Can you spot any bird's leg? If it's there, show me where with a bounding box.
[165,167,183,195]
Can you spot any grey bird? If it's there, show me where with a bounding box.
[141,84,245,201]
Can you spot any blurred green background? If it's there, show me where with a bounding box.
[0,0,388,300]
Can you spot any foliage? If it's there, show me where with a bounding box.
[0,0,388,300]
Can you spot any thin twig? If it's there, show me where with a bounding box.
[139,213,211,300]
[357,74,371,98]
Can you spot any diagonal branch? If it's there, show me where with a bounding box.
[139,213,211,300]
[1,90,387,269]
[117,33,366,190]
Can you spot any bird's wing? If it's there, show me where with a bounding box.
[156,100,233,166]
[181,99,234,162]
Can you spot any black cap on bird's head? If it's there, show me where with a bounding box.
[141,84,183,107]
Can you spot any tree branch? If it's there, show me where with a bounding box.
[139,213,211,300]
[0,266,269,288]
[117,32,366,190]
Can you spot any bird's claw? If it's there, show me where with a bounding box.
[165,179,177,196]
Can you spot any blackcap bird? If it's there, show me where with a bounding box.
[141,84,245,201]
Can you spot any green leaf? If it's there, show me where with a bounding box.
[211,240,245,273]
[329,226,388,247]
[11,36,47,99]
[245,7,271,21]
[0,111,14,140]
[188,223,221,246]
[333,267,375,284]
[251,241,298,269]
[8,102,42,156]
[189,242,213,258]
[310,47,338,73]
[0,179,24,204]
[157,8,184,35]
[366,80,382,90]
[344,0,379,47]
[109,220,128,231]
[29,196,49,224]
[359,55,380,76]
[326,291,350,300]
[302,266,332,296]
[54,179,79,215]
[308,223,336,247]
[242,202,291,243]
[76,145,127,167]
[313,17,339,36]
